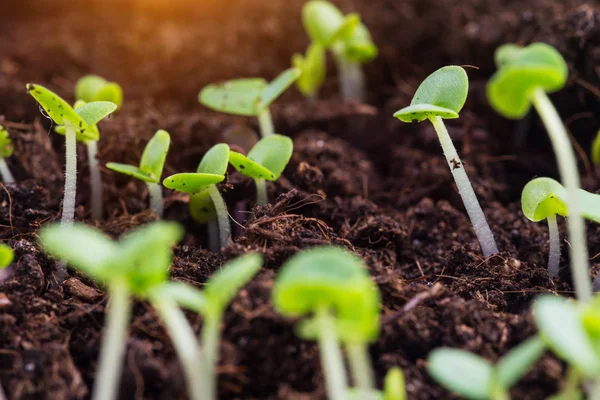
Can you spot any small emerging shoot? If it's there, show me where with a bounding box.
[75,75,123,109]
[292,43,326,101]
[273,246,379,400]
[0,125,15,184]
[302,0,377,101]
[0,243,14,269]
[199,68,300,138]
[428,336,545,400]
[229,134,293,206]
[488,43,592,301]
[107,130,171,217]
[163,144,231,252]
[393,66,499,257]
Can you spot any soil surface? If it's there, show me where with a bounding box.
[1,0,600,399]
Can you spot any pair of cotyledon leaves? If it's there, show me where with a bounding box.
[39,221,262,315]
[521,177,600,223]
[75,75,123,109]
[393,43,567,124]
[273,246,381,344]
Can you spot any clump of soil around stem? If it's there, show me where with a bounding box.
[1,0,599,399]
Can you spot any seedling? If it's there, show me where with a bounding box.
[522,177,600,283]
[428,336,545,400]
[75,75,123,109]
[592,129,600,165]
[393,66,499,257]
[158,253,262,400]
[229,134,293,206]
[292,43,326,101]
[199,68,300,138]
[488,43,592,301]
[302,0,377,101]
[273,246,380,400]
[163,144,231,251]
[0,243,14,269]
[27,84,116,227]
[106,130,170,217]
[0,125,15,183]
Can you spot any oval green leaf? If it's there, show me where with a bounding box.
[393,66,468,123]
[578,189,600,223]
[342,23,378,63]
[384,367,407,400]
[27,84,85,128]
[521,177,568,222]
[229,152,277,180]
[76,75,124,108]
[152,281,208,314]
[302,0,345,46]
[106,163,155,183]
[0,243,14,269]
[496,336,545,389]
[0,126,14,158]
[139,130,171,182]
[427,348,493,400]
[163,173,224,194]
[199,78,266,116]
[258,68,301,112]
[533,295,600,375]
[235,134,293,181]
[197,143,230,176]
[293,43,327,99]
[487,43,568,119]
[189,190,217,223]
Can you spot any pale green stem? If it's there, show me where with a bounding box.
[547,214,561,277]
[316,307,349,400]
[0,158,14,184]
[207,185,232,250]
[207,219,220,253]
[87,140,103,220]
[201,312,221,400]
[333,52,365,102]
[255,178,268,206]
[428,116,499,257]
[346,343,375,399]
[531,88,592,301]
[92,281,131,400]
[152,296,207,400]
[146,182,163,218]
[257,108,274,138]
[62,125,78,227]
[589,379,600,400]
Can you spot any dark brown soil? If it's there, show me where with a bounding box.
[1,0,600,399]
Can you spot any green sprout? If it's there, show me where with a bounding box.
[106,130,171,217]
[348,367,407,400]
[273,246,380,400]
[158,253,263,400]
[0,125,15,184]
[522,177,600,282]
[27,84,116,228]
[229,134,293,206]
[292,42,326,101]
[591,129,600,165]
[302,0,377,101]
[75,75,123,109]
[487,43,593,301]
[199,68,300,139]
[0,243,14,269]
[393,66,499,257]
[163,144,231,252]
[428,336,545,400]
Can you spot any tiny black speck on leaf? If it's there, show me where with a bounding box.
[240,164,245,169]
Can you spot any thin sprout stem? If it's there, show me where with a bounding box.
[333,52,365,102]
[146,182,163,217]
[87,141,103,220]
[316,307,349,400]
[428,116,499,257]
[0,158,14,184]
[531,88,592,301]
[547,214,561,277]
[255,178,268,206]
[207,185,232,250]
[590,379,600,400]
[152,296,207,400]
[346,343,375,399]
[201,312,221,400]
[92,280,131,400]
[207,220,220,253]
[257,108,274,138]
[62,125,78,227]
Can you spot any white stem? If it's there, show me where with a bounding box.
[92,281,131,400]
[87,141,103,220]
[255,178,268,206]
[201,313,221,400]
[333,53,365,102]
[547,214,561,277]
[207,220,220,253]
[152,296,207,400]
[316,307,349,400]
[207,185,232,250]
[257,108,274,138]
[0,158,14,184]
[531,88,592,301]
[346,343,375,399]
[62,125,78,227]
[429,116,499,257]
[146,182,163,218]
